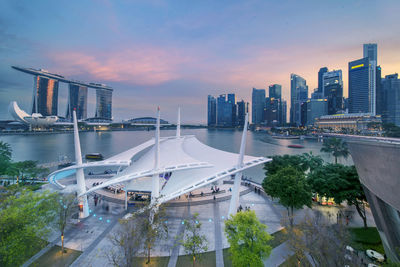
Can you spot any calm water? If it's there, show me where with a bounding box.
[0,129,353,183]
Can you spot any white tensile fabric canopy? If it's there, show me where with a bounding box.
[49,134,269,204]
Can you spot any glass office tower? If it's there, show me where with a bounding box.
[349,58,371,114]
[252,88,266,125]
[32,75,59,116]
[207,95,217,126]
[66,83,88,120]
[95,89,112,119]
[323,70,343,115]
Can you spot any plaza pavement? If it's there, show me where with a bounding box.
[30,181,376,267]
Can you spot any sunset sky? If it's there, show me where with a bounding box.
[1,0,400,123]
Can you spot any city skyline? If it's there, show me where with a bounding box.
[1,1,400,123]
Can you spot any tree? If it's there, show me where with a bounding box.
[0,141,12,175]
[107,215,143,267]
[224,210,272,267]
[320,137,349,164]
[284,211,358,267]
[180,213,208,266]
[263,166,312,226]
[308,164,368,227]
[264,153,323,177]
[138,200,168,264]
[382,123,400,137]
[54,193,76,254]
[0,188,58,267]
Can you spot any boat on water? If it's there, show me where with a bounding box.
[288,144,304,149]
[85,153,104,160]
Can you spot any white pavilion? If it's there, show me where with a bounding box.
[48,108,270,218]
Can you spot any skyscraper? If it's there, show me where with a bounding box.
[252,88,266,125]
[32,76,59,116]
[322,70,343,115]
[265,97,280,126]
[290,74,308,126]
[269,84,282,99]
[382,74,400,126]
[306,99,328,126]
[66,83,88,120]
[95,89,112,119]
[318,67,328,93]
[227,93,237,126]
[207,95,217,126]
[376,66,383,115]
[237,100,247,127]
[280,100,287,125]
[363,43,377,62]
[348,57,375,114]
[217,94,233,126]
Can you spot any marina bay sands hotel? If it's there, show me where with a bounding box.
[12,66,113,120]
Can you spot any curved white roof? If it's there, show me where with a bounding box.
[49,134,270,203]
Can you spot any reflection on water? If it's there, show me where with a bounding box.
[0,129,353,183]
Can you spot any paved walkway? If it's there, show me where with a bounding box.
[167,202,190,267]
[213,202,224,267]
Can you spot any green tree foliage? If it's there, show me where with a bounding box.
[308,164,368,227]
[180,213,208,266]
[0,141,12,175]
[263,166,312,226]
[320,137,349,164]
[264,153,323,176]
[382,123,400,137]
[224,210,272,267]
[0,188,58,267]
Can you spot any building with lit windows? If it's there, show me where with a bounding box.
[66,84,88,120]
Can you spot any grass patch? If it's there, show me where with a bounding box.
[223,248,233,267]
[132,256,170,267]
[30,245,81,267]
[279,253,312,267]
[176,251,216,267]
[269,228,288,249]
[349,227,385,254]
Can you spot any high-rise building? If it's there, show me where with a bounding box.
[217,94,234,126]
[318,67,328,93]
[237,100,247,127]
[363,43,378,62]
[363,43,378,115]
[265,97,280,127]
[227,93,237,126]
[95,89,112,119]
[290,74,308,126]
[269,84,282,99]
[66,83,88,120]
[306,98,328,126]
[207,95,217,126]
[32,76,59,116]
[322,70,343,115]
[311,88,323,100]
[376,66,383,115]
[382,74,400,126]
[252,88,266,125]
[280,100,287,126]
[348,57,376,114]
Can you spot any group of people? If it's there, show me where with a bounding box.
[211,185,220,194]
[93,194,101,206]
[237,204,251,212]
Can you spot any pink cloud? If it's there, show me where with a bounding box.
[47,46,190,85]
